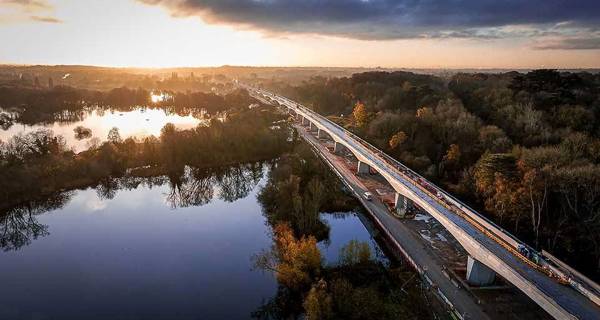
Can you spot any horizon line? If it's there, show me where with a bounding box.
[1,63,599,71]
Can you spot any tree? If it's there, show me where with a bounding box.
[107,127,122,144]
[440,144,461,177]
[159,123,181,171]
[86,137,101,150]
[388,131,407,150]
[301,178,325,232]
[443,144,461,164]
[367,112,401,140]
[352,102,371,128]
[304,280,333,320]
[415,106,433,120]
[474,153,518,191]
[73,126,92,140]
[518,146,565,247]
[339,240,372,266]
[473,153,526,227]
[478,125,511,153]
[253,223,322,291]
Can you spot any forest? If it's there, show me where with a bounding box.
[260,69,600,280]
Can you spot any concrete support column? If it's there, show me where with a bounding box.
[357,161,371,174]
[394,193,408,217]
[310,122,317,132]
[334,142,345,155]
[466,256,496,286]
[317,129,325,139]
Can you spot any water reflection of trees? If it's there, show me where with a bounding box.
[92,162,264,208]
[92,162,265,208]
[166,167,214,208]
[0,192,73,251]
[0,162,266,251]
[166,163,264,208]
[217,162,264,202]
[95,177,122,200]
[0,112,15,130]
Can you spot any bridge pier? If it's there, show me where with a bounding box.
[317,129,325,139]
[301,116,309,126]
[357,161,371,174]
[394,193,408,217]
[334,142,346,155]
[309,122,317,132]
[467,256,496,286]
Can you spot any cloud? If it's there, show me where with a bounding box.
[534,37,600,50]
[1,0,52,11]
[139,0,600,42]
[29,15,62,23]
[0,0,61,24]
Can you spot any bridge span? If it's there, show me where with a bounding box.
[242,84,600,320]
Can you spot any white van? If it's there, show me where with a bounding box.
[363,192,373,201]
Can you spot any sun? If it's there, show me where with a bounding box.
[151,93,166,103]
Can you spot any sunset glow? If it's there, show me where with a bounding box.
[0,0,598,68]
[151,93,167,103]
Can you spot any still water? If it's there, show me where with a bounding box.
[0,108,202,152]
[0,164,385,320]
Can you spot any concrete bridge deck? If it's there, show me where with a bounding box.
[243,84,600,320]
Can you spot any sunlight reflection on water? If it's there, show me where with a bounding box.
[0,108,203,152]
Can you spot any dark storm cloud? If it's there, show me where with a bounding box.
[140,0,600,40]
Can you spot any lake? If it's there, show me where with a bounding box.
[0,163,387,320]
[0,108,203,152]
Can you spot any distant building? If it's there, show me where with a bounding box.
[48,77,54,88]
[190,72,194,79]
[171,72,178,80]
[34,76,41,87]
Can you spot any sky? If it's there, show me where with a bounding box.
[0,0,599,68]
